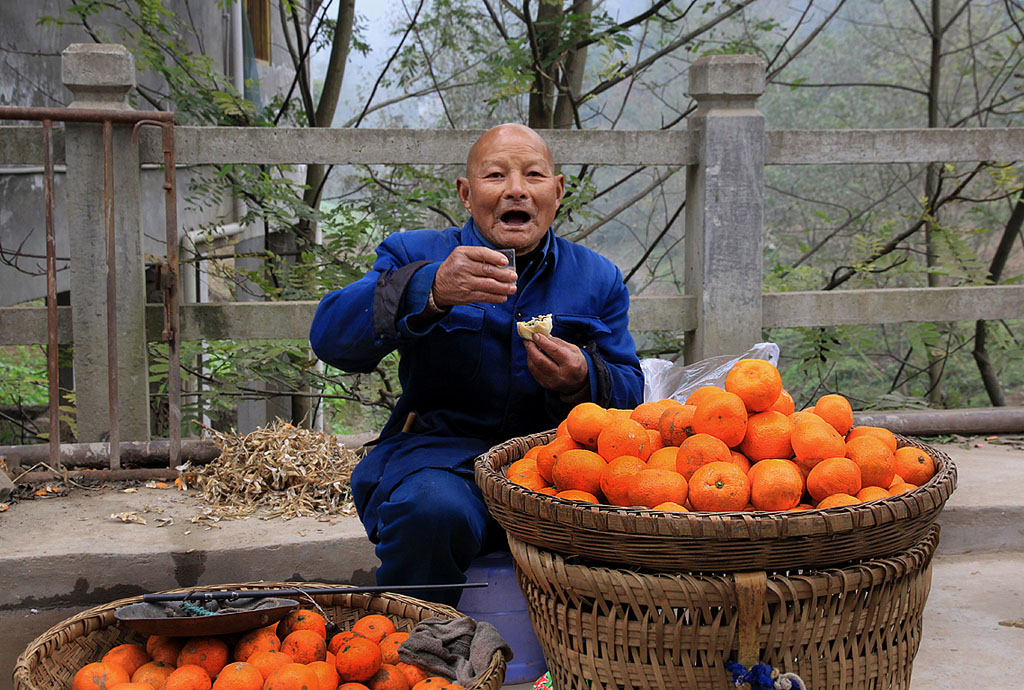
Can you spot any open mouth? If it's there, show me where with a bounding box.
[499,210,532,226]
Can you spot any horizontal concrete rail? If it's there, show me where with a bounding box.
[762,285,1024,327]
[135,127,696,166]
[766,127,1024,165]
[2,286,1022,345]
[4,126,1022,168]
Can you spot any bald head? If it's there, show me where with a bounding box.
[465,123,555,177]
[456,123,564,255]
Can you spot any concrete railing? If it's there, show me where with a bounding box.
[1,45,1023,442]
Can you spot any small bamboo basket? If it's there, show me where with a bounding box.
[510,526,939,690]
[13,582,506,690]
[476,432,955,572]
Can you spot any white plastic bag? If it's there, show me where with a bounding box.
[641,342,780,404]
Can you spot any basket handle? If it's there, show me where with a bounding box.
[734,570,767,669]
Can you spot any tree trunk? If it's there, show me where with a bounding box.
[973,196,1024,406]
[528,0,563,129]
[552,0,591,129]
[924,0,945,405]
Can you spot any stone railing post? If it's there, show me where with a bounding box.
[683,55,766,362]
[62,44,150,444]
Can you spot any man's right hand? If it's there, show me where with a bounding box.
[432,246,517,307]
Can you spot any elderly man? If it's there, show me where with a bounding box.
[309,123,643,605]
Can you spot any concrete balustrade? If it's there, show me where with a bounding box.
[1,45,1023,442]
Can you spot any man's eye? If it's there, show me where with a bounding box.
[485,172,503,178]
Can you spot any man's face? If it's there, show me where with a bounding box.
[456,125,565,255]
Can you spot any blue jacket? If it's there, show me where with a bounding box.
[310,219,643,529]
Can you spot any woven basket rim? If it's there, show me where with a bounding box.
[14,581,505,690]
[475,430,956,540]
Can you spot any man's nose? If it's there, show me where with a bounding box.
[503,171,527,198]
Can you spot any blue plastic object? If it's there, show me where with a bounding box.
[458,550,547,685]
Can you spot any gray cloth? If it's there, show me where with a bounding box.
[397,615,513,687]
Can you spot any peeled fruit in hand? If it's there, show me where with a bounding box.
[516,314,552,340]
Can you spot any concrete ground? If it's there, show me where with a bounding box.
[2,438,1022,689]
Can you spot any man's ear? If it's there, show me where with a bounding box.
[555,174,565,207]
[456,177,473,213]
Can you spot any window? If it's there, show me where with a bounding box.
[245,0,271,63]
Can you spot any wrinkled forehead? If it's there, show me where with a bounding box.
[466,125,555,175]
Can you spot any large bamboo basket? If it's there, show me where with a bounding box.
[509,526,939,690]
[13,582,506,690]
[475,431,955,572]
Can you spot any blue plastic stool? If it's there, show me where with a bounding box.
[458,550,547,685]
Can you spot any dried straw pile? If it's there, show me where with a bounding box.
[182,420,363,521]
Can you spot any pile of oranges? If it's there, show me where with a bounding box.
[507,359,937,512]
[71,610,461,690]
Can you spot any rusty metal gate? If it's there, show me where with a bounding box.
[0,105,181,469]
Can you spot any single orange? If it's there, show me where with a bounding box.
[234,626,281,662]
[596,417,650,461]
[816,493,860,509]
[692,391,748,447]
[163,665,212,690]
[684,385,725,407]
[676,433,731,480]
[738,410,794,461]
[211,662,263,690]
[378,633,409,666]
[351,616,397,645]
[178,638,230,680]
[505,457,547,492]
[845,435,895,488]
[132,661,175,690]
[748,458,804,511]
[147,637,186,667]
[646,446,679,471]
[108,683,155,690]
[555,418,570,438]
[334,634,384,683]
[410,679,453,690]
[766,389,796,416]
[565,402,612,447]
[645,428,665,453]
[536,485,557,495]
[652,501,688,512]
[280,630,327,664]
[658,404,696,447]
[724,359,783,412]
[626,468,688,509]
[728,450,751,475]
[338,685,371,690]
[103,644,151,677]
[789,410,824,426]
[278,609,328,641]
[629,400,674,430]
[73,662,132,690]
[856,486,891,502]
[893,446,936,486]
[393,663,428,688]
[845,426,897,452]
[365,664,411,690]
[328,632,365,657]
[263,663,320,690]
[522,445,542,460]
[554,489,599,503]
[813,394,854,436]
[805,457,862,503]
[599,455,647,506]
[888,481,918,496]
[309,661,340,690]
[534,435,582,484]
[550,448,606,495]
[688,461,751,512]
[246,650,294,682]
[790,420,846,472]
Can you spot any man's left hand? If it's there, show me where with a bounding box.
[525,334,589,395]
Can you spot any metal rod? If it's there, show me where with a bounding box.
[162,122,181,469]
[42,120,61,470]
[0,105,173,124]
[142,583,489,604]
[103,119,120,469]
